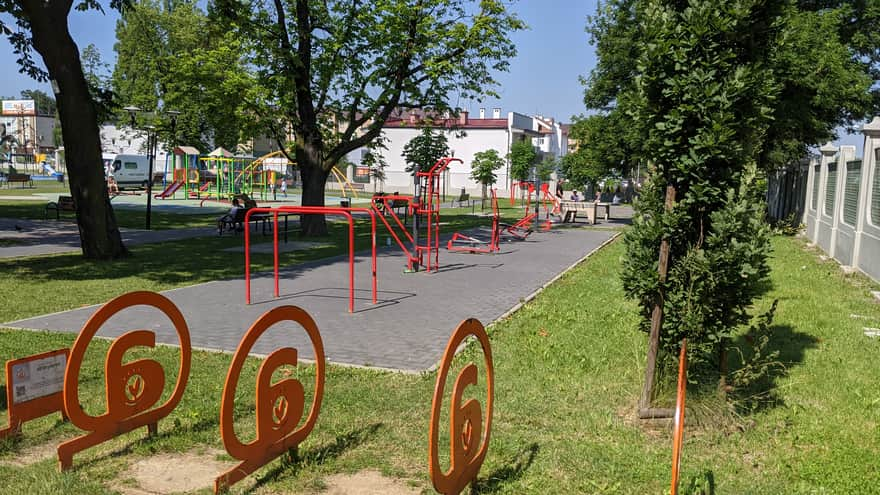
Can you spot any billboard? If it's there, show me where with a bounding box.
[2,100,36,116]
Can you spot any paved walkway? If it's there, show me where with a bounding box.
[0,217,218,258]
[7,225,619,372]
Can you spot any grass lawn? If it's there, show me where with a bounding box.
[2,232,876,494]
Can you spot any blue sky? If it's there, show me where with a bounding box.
[0,0,865,150]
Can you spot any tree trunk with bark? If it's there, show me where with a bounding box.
[22,0,127,259]
[296,134,331,236]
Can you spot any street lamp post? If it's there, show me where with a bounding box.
[124,106,180,230]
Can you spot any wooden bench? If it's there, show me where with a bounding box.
[5,173,33,188]
[559,200,610,225]
[45,195,76,220]
[454,191,475,208]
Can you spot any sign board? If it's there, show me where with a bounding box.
[9,350,66,404]
[1,348,69,440]
[2,100,36,116]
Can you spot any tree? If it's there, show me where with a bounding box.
[617,0,779,405]
[470,148,504,209]
[2,0,127,259]
[214,0,525,235]
[508,139,536,182]
[362,134,389,193]
[80,43,115,124]
[20,89,56,115]
[402,127,450,176]
[562,111,641,189]
[113,0,254,151]
[536,155,556,182]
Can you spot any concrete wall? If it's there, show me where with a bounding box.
[803,117,880,283]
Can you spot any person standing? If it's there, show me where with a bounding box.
[280,178,288,198]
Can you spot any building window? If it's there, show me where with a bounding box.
[811,164,820,210]
[843,160,861,226]
[824,162,837,217]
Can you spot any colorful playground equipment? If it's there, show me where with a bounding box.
[447,189,501,254]
[329,165,361,199]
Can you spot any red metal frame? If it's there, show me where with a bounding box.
[370,157,461,272]
[244,206,377,313]
[416,157,462,272]
[509,181,535,207]
[447,189,500,254]
[371,194,419,270]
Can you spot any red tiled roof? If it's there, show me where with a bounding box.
[384,118,508,130]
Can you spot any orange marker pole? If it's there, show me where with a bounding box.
[670,339,688,495]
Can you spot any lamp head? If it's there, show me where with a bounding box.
[123,105,142,126]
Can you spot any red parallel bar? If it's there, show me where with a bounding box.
[245,206,378,313]
[275,207,355,313]
[273,211,279,298]
[276,205,378,308]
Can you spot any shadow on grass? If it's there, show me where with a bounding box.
[249,422,384,490]
[682,470,716,495]
[471,443,539,493]
[729,324,819,414]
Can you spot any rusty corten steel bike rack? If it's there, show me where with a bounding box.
[244,206,377,313]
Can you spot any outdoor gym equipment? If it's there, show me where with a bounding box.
[429,318,494,494]
[416,157,462,271]
[510,180,535,207]
[215,305,325,494]
[243,206,378,312]
[447,189,500,254]
[57,291,192,471]
[670,339,688,495]
[371,157,461,272]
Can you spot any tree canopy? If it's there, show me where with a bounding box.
[113,0,255,151]
[508,139,537,182]
[214,0,525,234]
[402,127,450,176]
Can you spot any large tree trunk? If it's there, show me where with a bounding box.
[297,149,331,236]
[22,0,127,259]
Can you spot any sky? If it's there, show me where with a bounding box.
[0,0,865,150]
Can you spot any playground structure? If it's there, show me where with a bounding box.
[243,206,378,312]
[1,290,497,494]
[329,165,361,199]
[447,189,500,254]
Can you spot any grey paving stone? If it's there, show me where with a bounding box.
[7,226,617,372]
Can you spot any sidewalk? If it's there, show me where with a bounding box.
[7,226,619,372]
[0,217,217,258]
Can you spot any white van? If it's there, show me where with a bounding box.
[102,154,161,188]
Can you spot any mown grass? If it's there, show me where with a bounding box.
[2,231,875,493]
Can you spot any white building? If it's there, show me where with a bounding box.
[347,108,568,195]
[99,124,169,164]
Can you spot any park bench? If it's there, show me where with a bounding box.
[45,195,76,220]
[453,190,475,212]
[558,200,611,225]
[5,173,33,188]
